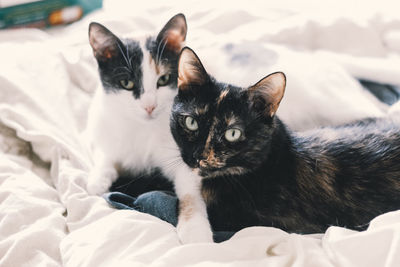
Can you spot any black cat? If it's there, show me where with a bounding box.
[170,47,400,233]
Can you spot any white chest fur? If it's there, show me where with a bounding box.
[86,87,178,177]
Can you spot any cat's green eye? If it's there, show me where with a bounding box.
[225,128,242,142]
[120,79,134,89]
[185,116,198,131]
[157,74,170,87]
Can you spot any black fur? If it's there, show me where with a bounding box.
[110,169,173,198]
[170,47,400,233]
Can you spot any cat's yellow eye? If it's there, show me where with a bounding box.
[120,79,134,89]
[157,74,170,87]
[185,116,198,131]
[225,128,241,142]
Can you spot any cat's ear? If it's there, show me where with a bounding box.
[89,22,122,61]
[156,13,187,53]
[178,47,209,91]
[248,72,286,117]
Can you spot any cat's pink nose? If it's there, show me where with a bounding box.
[145,105,156,115]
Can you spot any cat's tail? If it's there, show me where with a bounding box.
[316,51,400,86]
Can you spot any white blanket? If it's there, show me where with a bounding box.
[1,0,400,266]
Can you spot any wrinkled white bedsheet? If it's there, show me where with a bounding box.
[1,0,400,266]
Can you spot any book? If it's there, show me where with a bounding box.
[0,0,102,29]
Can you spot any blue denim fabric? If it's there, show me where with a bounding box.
[104,191,178,226]
[103,191,234,243]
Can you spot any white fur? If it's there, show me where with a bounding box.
[85,43,212,244]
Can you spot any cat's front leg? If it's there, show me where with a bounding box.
[173,165,213,244]
[87,148,118,195]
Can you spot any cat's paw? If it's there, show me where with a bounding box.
[86,167,118,196]
[176,216,214,244]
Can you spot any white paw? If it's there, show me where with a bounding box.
[87,167,118,196]
[177,216,214,244]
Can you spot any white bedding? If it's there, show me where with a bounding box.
[1,0,400,266]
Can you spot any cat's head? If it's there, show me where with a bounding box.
[171,47,286,179]
[88,14,187,120]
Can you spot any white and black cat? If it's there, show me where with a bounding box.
[170,47,400,233]
[86,15,213,243]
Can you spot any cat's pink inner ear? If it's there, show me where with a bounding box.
[158,14,187,53]
[178,48,207,89]
[89,23,118,59]
[249,72,286,117]
[165,29,186,53]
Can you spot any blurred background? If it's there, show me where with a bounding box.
[0,2,400,266]
[0,0,102,28]
[0,0,399,129]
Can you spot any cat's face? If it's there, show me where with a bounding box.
[171,47,286,179]
[88,14,187,121]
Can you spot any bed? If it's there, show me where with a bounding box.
[1,0,400,266]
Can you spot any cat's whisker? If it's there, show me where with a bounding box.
[113,172,154,189]
[125,42,133,70]
[160,158,183,168]
[353,222,370,230]
[110,67,132,80]
[158,39,168,65]
[117,43,132,71]
[164,161,182,171]
[113,169,168,192]
[159,145,180,151]
[156,35,168,65]
[161,158,184,173]
[112,66,131,73]
[158,156,181,163]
